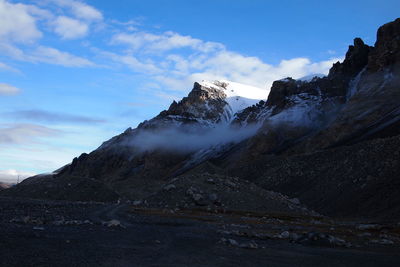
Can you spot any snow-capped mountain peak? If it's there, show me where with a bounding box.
[198,80,268,116]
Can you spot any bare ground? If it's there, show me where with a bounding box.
[1,197,399,267]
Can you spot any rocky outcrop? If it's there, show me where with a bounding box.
[292,18,400,151]
[328,37,371,79]
[141,81,229,129]
[368,18,400,72]
[234,18,399,157]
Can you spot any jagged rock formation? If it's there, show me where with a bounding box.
[2,18,400,219]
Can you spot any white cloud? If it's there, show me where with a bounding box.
[54,16,88,39]
[0,169,35,183]
[0,83,20,95]
[51,0,103,21]
[30,46,94,67]
[153,51,342,92]
[0,1,94,67]
[0,0,42,43]
[111,31,224,53]
[108,28,343,94]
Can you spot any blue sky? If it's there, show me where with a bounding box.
[0,0,399,182]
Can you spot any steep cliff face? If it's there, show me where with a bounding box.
[233,19,400,158]
[294,18,400,151]
[231,37,372,157]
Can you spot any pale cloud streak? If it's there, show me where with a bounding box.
[0,123,61,145]
[111,31,224,53]
[0,62,20,73]
[50,0,103,21]
[0,83,20,95]
[3,109,106,124]
[31,46,94,67]
[53,16,89,39]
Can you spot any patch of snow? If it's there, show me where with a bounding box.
[380,69,394,90]
[199,80,268,120]
[347,68,366,99]
[298,74,325,82]
[267,93,324,127]
[224,96,261,120]
[278,77,293,82]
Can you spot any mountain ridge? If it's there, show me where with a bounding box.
[2,18,400,220]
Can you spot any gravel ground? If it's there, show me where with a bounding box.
[1,197,400,267]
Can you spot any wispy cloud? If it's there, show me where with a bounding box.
[50,0,103,21]
[53,15,89,39]
[0,83,20,95]
[3,109,106,124]
[111,31,224,53]
[0,62,20,73]
[0,123,61,145]
[107,28,342,94]
[30,46,95,67]
[0,43,94,67]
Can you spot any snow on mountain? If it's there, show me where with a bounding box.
[298,73,326,82]
[198,80,268,117]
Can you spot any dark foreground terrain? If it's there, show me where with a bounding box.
[1,197,399,267]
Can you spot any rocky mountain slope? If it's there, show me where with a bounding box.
[3,18,400,220]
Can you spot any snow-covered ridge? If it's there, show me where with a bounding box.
[198,80,268,116]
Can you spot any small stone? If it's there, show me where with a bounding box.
[357,224,381,230]
[193,193,203,202]
[225,181,237,188]
[22,216,30,224]
[133,200,142,205]
[163,184,176,191]
[209,193,218,202]
[239,241,258,249]
[105,219,124,228]
[289,198,300,205]
[227,239,239,246]
[279,231,290,239]
[206,178,215,184]
[371,239,394,245]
